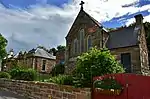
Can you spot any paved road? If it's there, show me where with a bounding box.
[0,90,26,99]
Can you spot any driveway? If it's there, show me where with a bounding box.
[0,90,26,99]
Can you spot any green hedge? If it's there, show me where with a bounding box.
[9,68,37,81]
[0,72,11,79]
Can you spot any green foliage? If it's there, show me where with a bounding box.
[57,45,66,52]
[0,72,11,79]
[49,48,57,56]
[9,68,37,81]
[0,34,7,59]
[51,64,65,76]
[45,75,73,85]
[36,73,51,82]
[49,45,66,56]
[74,47,125,88]
[106,28,116,32]
[94,78,122,90]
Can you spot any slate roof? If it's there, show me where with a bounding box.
[106,25,140,49]
[32,48,56,59]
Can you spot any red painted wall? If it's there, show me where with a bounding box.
[93,73,150,99]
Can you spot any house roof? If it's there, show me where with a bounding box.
[32,48,56,60]
[14,53,19,58]
[106,25,140,49]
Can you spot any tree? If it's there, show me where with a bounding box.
[57,45,66,52]
[73,47,125,88]
[0,34,7,59]
[49,48,57,56]
[106,28,116,31]
[49,45,66,56]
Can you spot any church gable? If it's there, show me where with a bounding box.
[65,9,105,58]
[66,10,101,41]
[65,1,110,64]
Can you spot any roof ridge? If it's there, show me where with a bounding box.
[108,25,134,33]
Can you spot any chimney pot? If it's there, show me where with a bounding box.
[134,14,143,25]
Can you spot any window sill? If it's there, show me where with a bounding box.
[41,70,46,73]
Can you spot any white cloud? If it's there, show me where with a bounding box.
[74,0,150,22]
[125,13,150,26]
[125,18,135,26]
[0,2,78,52]
[144,15,150,22]
[0,0,150,52]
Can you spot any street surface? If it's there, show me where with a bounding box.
[0,90,26,99]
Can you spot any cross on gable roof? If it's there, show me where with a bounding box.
[80,1,85,10]
[65,8,108,38]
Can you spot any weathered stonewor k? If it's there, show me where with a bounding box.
[65,1,149,75]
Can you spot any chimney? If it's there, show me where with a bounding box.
[9,49,14,56]
[134,14,143,25]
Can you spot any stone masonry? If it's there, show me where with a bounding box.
[65,2,149,75]
[110,46,141,74]
[0,78,91,99]
[3,47,56,74]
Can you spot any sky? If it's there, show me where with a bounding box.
[0,0,150,53]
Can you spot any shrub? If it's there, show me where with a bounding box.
[0,72,11,79]
[45,75,73,85]
[37,73,51,82]
[74,47,125,88]
[9,68,37,81]
[51,64,65,76]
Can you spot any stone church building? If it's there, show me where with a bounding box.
[65,1,149,75]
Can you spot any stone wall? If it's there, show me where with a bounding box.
[56,51,65,65]
[65,10,105,74]
[4,57,56,74]
[33,57,56,73]
[0,79,91,99]
[110,46,141,74]
[138,24,149,75]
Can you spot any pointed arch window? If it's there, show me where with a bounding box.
[87,35,92,50]
[79,29,84,52]
[74,39,78,54]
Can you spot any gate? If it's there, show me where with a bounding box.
[92,73,150,99]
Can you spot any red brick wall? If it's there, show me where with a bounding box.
[56,51,65,64]
[0,79,91,99]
